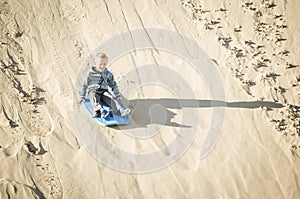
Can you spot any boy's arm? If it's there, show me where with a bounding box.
[107,73,121,97]
[79,76,88,98]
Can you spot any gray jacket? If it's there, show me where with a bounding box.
[79,67,120,98]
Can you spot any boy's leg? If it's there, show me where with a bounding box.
[101,91,123,115]
[88,89,103,112]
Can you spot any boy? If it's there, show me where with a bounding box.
[79,53,131,118]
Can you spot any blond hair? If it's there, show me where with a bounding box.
[96,53,108,60]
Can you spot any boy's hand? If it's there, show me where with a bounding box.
[116,96,122,100]
[79,97,85,103]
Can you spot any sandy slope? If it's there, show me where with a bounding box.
[0,0,299,198]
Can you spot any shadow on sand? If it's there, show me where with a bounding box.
[112,98,284,130]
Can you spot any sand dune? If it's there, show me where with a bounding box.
[0,0,299,198]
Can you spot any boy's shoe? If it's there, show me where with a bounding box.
[120,108,131,117]
[92,110,100,118]
[100,108,109,119]
[95,104,102,111]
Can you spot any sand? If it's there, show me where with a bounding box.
[0,0,299,198]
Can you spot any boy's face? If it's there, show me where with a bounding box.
[95,58,107,72]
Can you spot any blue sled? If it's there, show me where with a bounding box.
[82,99,130,126]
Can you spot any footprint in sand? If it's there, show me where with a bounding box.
[18,142,63,198]
[234,25,242,33]
[19,106,53,137]
[24,139,47,155]
[217,35,232,48]
[290,145,300,158]
[2,141,23,157]
[291,76,300,87]
[242,80,256,96]
[0,179,45,199]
